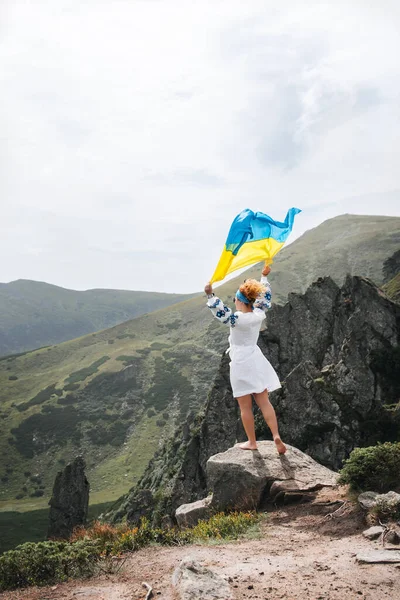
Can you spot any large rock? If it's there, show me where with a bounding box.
[358,491,400,513]
[47,456,89,539]
[356,551,400,564]
[207,441,338,511]
[172,557,233,600]
[176,497,212,528]
[362,526,385,540]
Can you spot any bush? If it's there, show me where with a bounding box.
[0,540,100,591]
[338,442,400,492]
[0,513,259,592]
[115,355,137,365]
[191,512,259,540]
[29,490,44,498]
[63,383,80,392]
[16,384,62,412]
[65,357,110,385]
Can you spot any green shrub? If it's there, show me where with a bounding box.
[10,406,81,457]
[29,490,44,498]
[65,357,110,385]
[63,383,80,392]
[144,357,193,412]
[16,384,62,412]
[115,355,137,365]
[0,540,100,591]
[338,442,400,492]
[0,513,258,591]
[136,348,151,356]
[150,342,170,350]
[191,512,259,540]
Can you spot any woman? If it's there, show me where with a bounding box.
[204,264,286,454]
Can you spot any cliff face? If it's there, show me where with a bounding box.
[111,275,400,525]
[260,275,399,468]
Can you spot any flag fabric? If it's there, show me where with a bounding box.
[210,207,301,284]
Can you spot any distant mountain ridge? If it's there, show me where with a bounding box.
[0,213,399,513]
[0,280,196,356]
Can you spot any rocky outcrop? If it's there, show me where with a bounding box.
[207,442,337,511]
[47,456,89,539]
[111,275,400,525]
[383,249,400,284]
[358,491,400,512]
[177,442,337,523]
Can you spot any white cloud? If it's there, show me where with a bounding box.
[1,0,399,292]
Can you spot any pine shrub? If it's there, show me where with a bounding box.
[338,442,400,492]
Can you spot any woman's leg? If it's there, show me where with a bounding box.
[236,394,257,450]
[253,389,287,454]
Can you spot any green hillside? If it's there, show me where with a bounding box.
[0,280,196,356]
[267,213,400,302]
[0,214,399,514]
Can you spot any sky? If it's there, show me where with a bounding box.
[1,0,400,293]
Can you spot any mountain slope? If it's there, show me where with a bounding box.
[0,280,195,356]
[0,213,398,510]
[265,213,400,303]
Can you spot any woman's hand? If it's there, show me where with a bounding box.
[262,263,271,277]
[204,282,213,295]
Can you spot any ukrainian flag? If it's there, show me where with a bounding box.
[210,207,301,284]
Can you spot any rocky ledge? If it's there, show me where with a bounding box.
[176,441,337,526]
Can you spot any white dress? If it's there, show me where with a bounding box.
[207,276,281,398]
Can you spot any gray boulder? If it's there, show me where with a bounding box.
[207,441,338,511]
[176,496,212,528]
[358,491,379,510]
[47,456,89,539]
[356,550,400,564]
[172,557,233,600]
[363,526,385,540]
[358,491,400,512]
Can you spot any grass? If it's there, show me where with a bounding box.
[383,272,400,303]
[0,511,260,590]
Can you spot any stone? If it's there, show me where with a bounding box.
[47,456,89,539]
[358,492,379,510]
[356,551,400,564]
[172,557,234,600]
[207,441,338,511]
[176,496,212,527]
[385,530,400,545]
[358,491,400,512]
[362,526,384,540]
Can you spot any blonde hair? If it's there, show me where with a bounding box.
[239,279,266,303]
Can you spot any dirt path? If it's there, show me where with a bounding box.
[2,492,400,600]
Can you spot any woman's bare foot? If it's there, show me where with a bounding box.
[239,441,258,450]
[274,436,287,455]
